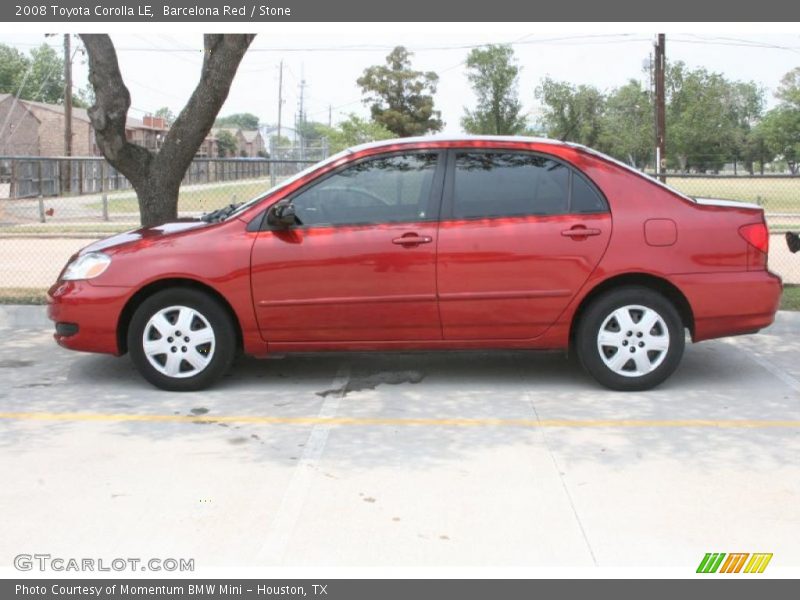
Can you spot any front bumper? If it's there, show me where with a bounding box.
[47,280,131,355]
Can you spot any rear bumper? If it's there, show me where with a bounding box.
[672,270,782,342]
[47,280,130,355]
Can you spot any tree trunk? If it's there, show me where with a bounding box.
[80,34,255,227]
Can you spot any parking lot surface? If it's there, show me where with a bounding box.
[1,306,799,571]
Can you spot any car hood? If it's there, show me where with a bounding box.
[81,220,210,254]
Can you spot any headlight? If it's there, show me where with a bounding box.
[62,252,112,281]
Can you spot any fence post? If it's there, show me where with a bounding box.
[101,161,109,221]
[9,158,15,199]
[37,160,45,223]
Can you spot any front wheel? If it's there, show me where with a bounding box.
[575,287,685,391]
[128,288,237,391]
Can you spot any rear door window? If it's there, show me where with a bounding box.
[451,151,607,219]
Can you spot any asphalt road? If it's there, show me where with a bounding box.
[1,306,799,573]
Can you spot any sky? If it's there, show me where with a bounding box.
[1,28,799,136]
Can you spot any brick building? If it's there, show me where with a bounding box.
[0,94,42,156]
[212,127,266,157]
[21,99,95,156]
[0,97,231,159]
[240,129,266,157]
[125,115,169,152]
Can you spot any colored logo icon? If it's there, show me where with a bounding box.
[696,553,773,573]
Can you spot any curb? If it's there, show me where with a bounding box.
[0,304,51,329]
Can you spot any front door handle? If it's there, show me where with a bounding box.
[392,233,433,247]
[561,226,601,239]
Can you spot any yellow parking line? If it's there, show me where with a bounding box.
[0,412,799,428]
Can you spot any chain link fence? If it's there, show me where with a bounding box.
[0,156,317,301]
[662,174,799,286]
[0,164,797,302]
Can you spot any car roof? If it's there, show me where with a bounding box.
[345,134,570,154]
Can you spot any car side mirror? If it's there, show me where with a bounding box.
[267,201,299,228]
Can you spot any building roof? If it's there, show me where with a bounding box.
[125,116,170,131]
[0,94,42,123]
[240,129,262,143]
[20,99,91,122]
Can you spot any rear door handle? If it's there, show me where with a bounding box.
[392,233,433,247]
[561,226,601,238]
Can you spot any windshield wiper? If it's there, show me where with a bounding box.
[201,202,243,223]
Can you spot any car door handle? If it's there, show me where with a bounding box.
[561,226,602,238]
[392,233,433,247]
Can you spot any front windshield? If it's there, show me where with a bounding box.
[222,148,355,221]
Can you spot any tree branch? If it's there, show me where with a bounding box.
[79,34,256,226]
[79,34,152,187]
[156,34,256,175]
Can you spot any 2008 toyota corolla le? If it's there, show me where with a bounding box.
[47,136,782,391]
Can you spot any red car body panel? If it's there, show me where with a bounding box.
[251,221,440,342]
[47,137,782,359]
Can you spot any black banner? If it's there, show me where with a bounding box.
[4,579,799,600]
[2,0,800,22]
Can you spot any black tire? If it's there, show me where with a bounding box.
[575,286,685,391]
[127,288,237,391]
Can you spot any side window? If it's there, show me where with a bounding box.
[570,172,608,214]
[290,153,438,226]
[451,152,608,219]
[452,152,569,219]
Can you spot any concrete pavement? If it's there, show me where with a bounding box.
[0,306,799,570]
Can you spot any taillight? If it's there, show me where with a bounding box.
[739,223,769,254]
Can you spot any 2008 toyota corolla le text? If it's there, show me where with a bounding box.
[47,136,782,391]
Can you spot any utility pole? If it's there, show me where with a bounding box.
[276,60,283,147]
[328,104,332,128]
[298,68,306,160]
[298,72,306,126]
[63,34,73,192]
[654,33,666,183]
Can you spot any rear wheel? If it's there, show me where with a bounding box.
[575,286,685,391]
[128,288,236,391]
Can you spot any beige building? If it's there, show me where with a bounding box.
[125,115,169,153]
[0,94,42,155]
[240,129,266,157]
[212,127,266,157]
[20,99,95,156]
[0,98,230,159]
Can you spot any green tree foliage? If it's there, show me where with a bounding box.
[756,67,800,174]
[599,80,653,168]
[357,46,443,137]
[757,80,800,176]
[295,120,329,144]
[535,77,605,148]
[216,129,238,157]
[215,112,260,130]
[0,43,64,104]
[0,44,30,95]
[269,134,292,148]
[776,67,800,107]
[461,45,527,135]
[318,114,394,153]
[665,62,764,172]
[154,106,176,125]
[0,42,88,107]
[20,44,66,105]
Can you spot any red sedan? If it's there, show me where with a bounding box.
[47,136,782,391]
